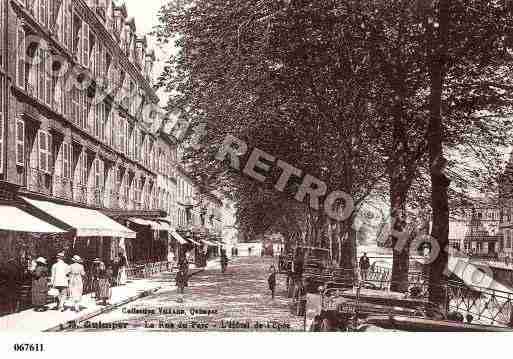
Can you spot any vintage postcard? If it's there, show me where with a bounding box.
[1,2,513,351]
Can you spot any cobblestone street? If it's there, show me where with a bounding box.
[68,257,304,332]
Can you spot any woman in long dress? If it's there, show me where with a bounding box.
[31,257,49,311]
[118,253,127,285]
[68,255,86,312]
[96,261,112,306]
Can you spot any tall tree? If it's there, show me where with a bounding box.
[154,0,388,273]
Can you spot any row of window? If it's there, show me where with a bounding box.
[10,3,170,180]
[15,46,170,178]
[19,0,148,85]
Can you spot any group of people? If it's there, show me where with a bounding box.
[31,252,87,313]
[26,251,128,313]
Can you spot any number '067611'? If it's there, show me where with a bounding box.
[13,344,44,352]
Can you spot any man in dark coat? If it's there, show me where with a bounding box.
[175,269,187,294]
[359,252,370,281]
[268,265,277,299]
[221,253,228,273]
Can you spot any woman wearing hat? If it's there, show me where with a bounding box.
[95,260,112,306]
[69,255,86,312]
[31,257,49,312]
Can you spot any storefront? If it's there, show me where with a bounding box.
[0,202,71,315]
[20,197,135,266]
[125,218,170,264]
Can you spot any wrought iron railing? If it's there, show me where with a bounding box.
[52,174,73,200]
[125,261,174,280]
[361,265,513,327]
[445,281,513,327]
[72,184,88,204]
[92,188,105,208]
[27,167,53,196]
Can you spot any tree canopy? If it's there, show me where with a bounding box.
[154,0,513,296]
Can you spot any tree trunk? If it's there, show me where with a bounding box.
[390,183,410,292]
[339,219,357,280]
[428,0,450,308]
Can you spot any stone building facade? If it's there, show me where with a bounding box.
[0,0,173,264]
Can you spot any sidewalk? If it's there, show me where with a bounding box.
[0,258,222,332]
[0,258,223,332]
[0,275,166,332]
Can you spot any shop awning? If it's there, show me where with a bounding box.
[0,205,67,233]
[128,217,152,227]
[170,229,188,244]
[129,218,170,231]
[22,197,135,238]
[172,229,202,246]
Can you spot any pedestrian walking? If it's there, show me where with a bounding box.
[220,250,228,273]
[175,269,187,294]
[96,261,112,306]
[118,252,128,285]
[112,257,120,286]
[294,279,307,316]
[92,258,102,298]
[50,252,70,311]
[248,247,252,256]
[359,252,370,282]
[31,257,49,312]
[68,255,86,312]
[268,264,277,299]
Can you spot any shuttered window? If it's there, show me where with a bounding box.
[94,158,104,189]
[16,119,25,166]
[81,152,88,185]
[82,22,89,68]
[16,22,26,89]
[62,142,72,179]
[38,130,52,173]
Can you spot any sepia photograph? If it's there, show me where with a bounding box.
[2,1,513,353]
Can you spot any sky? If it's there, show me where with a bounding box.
[117,0,175,103]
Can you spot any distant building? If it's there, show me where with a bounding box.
[463,209,502,259]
